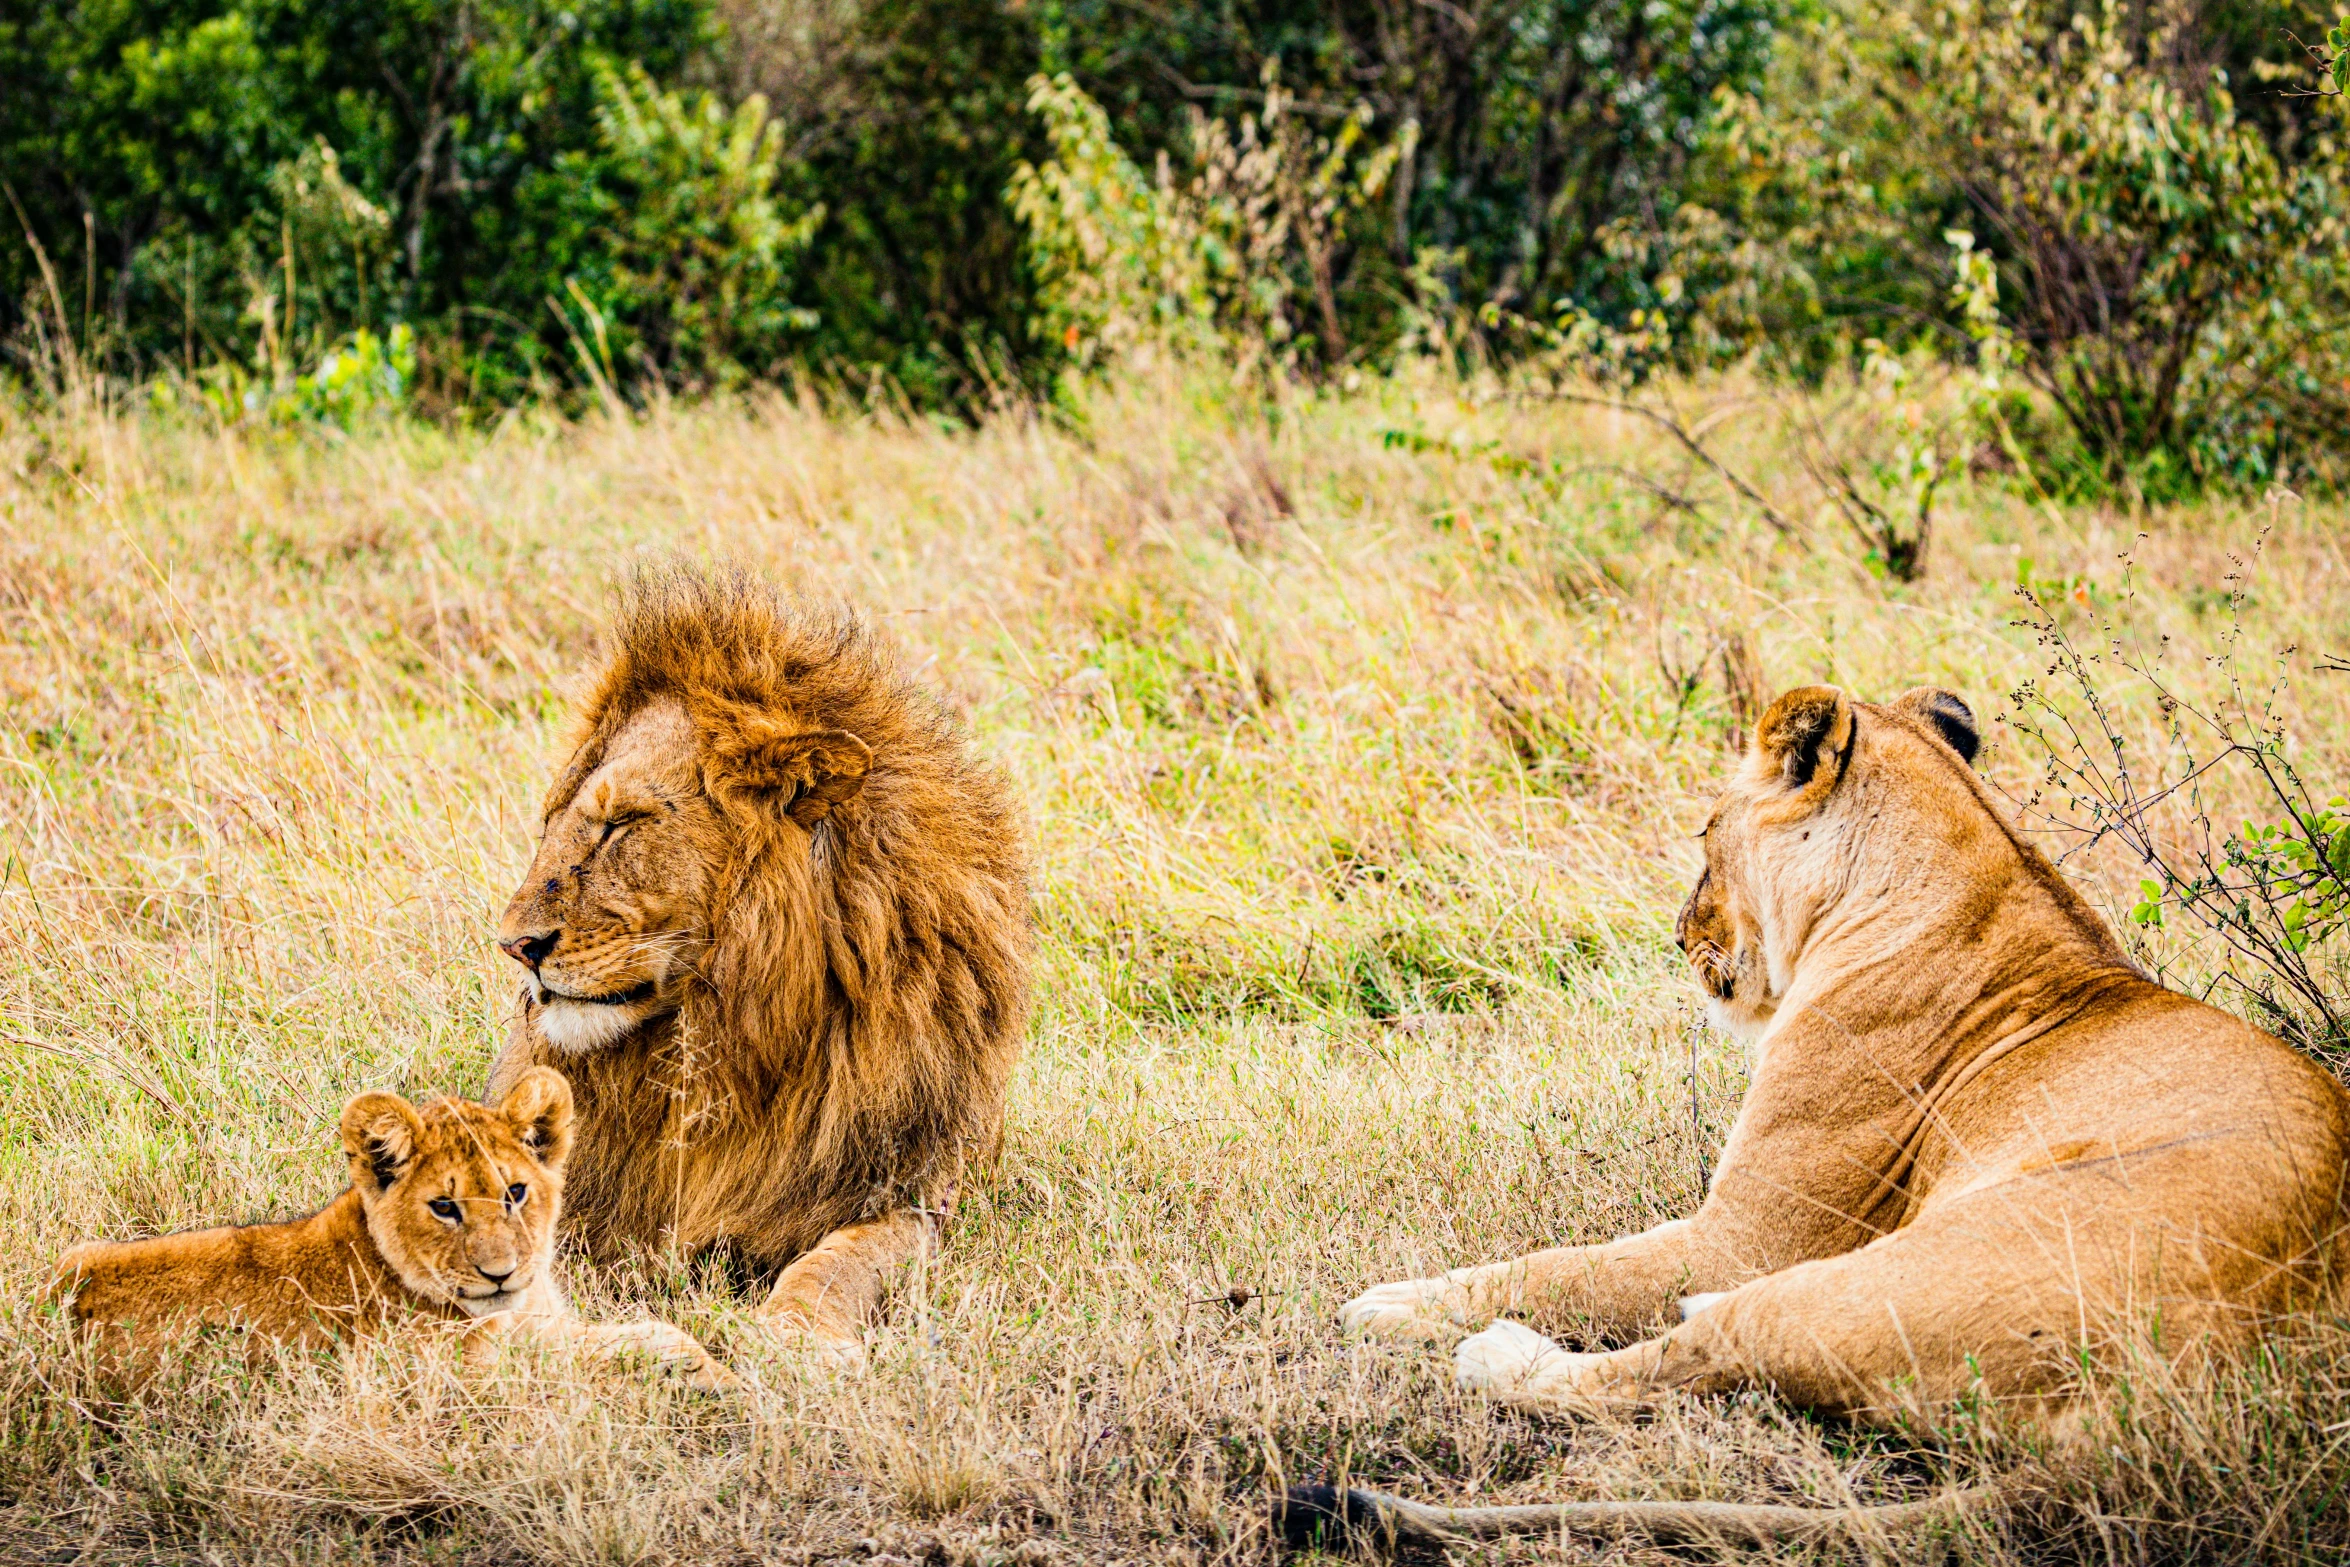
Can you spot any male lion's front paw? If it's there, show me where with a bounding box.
[592,1321,744,1392]
[1338,1276,1473,1343]
[751,1315,869,1376]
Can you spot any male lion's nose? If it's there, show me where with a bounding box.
[501,931,558,970]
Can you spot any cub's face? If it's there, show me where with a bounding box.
[498,702,723,1054]
[339,1069,574,1317]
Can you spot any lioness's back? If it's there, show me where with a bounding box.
[1935,982,2350,1293]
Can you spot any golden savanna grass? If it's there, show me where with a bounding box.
[3,365,2349,1564]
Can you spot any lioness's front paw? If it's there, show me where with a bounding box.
[1454,1320,1626,1416]
[1338,1276,1472,1342]
[1454,1318,1571,1393]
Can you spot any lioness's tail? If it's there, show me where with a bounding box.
[1271,1481,1991,1549]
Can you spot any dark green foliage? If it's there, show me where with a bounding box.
[0,0,707,401]
[5,0,2339,459]
[1654,0,2350,489]
[1035,0,1781,360]
[0,0,1778,404]
[730,0,1052,401]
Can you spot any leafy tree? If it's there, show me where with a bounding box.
[1031,0,1782,357]
[1655,0,2350,490]
[0,0,706,400]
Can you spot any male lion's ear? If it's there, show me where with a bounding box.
[709,713,874,827]
[1892,686,1979,764]
[498,1066,575,1168]
[1753,686,1856,797]
[340,1092,426,1195]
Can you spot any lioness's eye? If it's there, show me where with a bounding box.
[506,1183,528,1207]
[428,1197,461,1222]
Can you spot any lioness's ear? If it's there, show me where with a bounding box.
[340,1092,426,1195]
[1753,686,1856,797]
[708,714,873,827]
[1892,686,1979,765]
[498,1066,575,1168]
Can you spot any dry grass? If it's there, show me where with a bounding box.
[2,363,2348,1565]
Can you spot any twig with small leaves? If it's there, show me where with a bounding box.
[2003,516,2348,1054]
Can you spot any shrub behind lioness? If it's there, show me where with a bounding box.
[52,1068,731,1388]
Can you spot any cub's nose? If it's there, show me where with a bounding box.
[501,931,558,970]
[475,1263,516,1284]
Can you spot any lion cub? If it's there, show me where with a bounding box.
[52,1067,734,1390]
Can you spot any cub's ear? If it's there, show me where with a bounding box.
[340,1092,426,1195]
[707,712,874,827]
[1892,686,1979,764]
[498,1066,575,1168]
[1752,685,1856,797]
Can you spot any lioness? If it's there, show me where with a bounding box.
[488,567,1030,1369]
[52,1068,733,1389]
[1343,685,2350,1428]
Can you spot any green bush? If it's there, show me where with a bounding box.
[1009,71,1408,382]
[1,0,1780,406]
[1655,0,2350,492]
[1933,0,2350,489]
[7,0,2335,425]
[549,63,822,391]
[0,0,707,403]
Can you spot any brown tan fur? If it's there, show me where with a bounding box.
[52,1070,733,1388]
[488,567,1031,1367]
[1344,684,2350,1428]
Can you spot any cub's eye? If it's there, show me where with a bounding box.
[428,1197,461,1223]
[506,1183,528,1208]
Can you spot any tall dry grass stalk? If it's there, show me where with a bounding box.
[2,363,2347,1561]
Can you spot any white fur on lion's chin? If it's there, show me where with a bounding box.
[533,996,667,1054]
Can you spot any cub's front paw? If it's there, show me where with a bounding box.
[1338,1275,1472,1342]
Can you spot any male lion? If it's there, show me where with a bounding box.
[53,1069,731,1388]
[489,568,1030,1368]
[1344,684,2350,1431]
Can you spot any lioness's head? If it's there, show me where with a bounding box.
[339,1068,573,1316]
[1677,685,1985,1040]
[496,572,878,1055]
